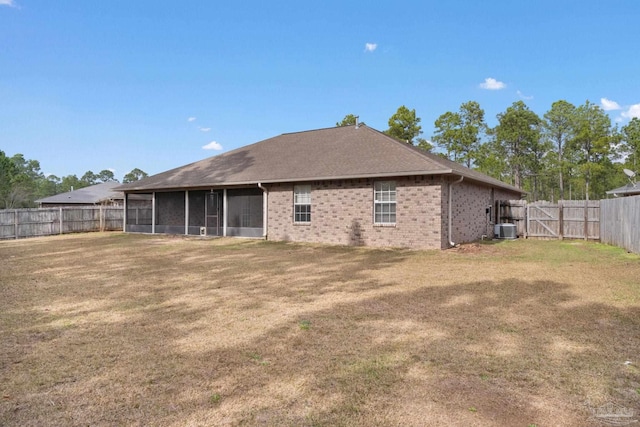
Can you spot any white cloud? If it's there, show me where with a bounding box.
[601,97,621,111]
[199,127,211,132]
[187,117,196,122]
[202,141,223,151]
[479,77,506,90]
[621,103,640,120]
[517,90,533,100]
[0,0,16,6]
[364,43,377,52]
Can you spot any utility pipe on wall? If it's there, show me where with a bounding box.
[257,182,268,239]
[448,176,464,247]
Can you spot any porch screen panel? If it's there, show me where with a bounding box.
[227,188,263,231]
[156,191,185,226]
[188,191,206,227]
[126,193,152,225]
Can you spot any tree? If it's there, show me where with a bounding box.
[475,137,509,183]
[432,111,462,160]
[384,105,422,145]
[621,117,640,172]
[97,169,118,183]
[415,138,434,152]
[336,114,361,127]
[493,101,542,188]
[123,168,149,183]
[11,154,43,182]
[432,101,486,167]
[568,100,616,200]
[59,175,85,193]
[7,154,43,208]
[457,101,486,168]
[543,100,576,200]
[0,151,19,208]
[525,130,553,201]
[81,171,98,186]
[37,175,61,199]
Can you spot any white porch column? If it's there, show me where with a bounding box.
[151,192,156,234]
[223,189,227,237]
[185,190,189,235]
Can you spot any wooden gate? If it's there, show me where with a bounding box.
[527,203,559,238]
[561,200,600,240]
[499,200,600,240]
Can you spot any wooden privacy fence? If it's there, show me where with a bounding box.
[498,200,600,240]
[600,195,640,254]
[0,206,123,240]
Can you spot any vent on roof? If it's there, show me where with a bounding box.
[355,116,360,129]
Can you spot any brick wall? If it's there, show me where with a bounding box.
[443,178,523,246]
[266,176,444,249]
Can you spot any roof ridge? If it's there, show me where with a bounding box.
[118,123,524,194]
[281,124,357,136]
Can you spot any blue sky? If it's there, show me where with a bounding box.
[1,1,639,181]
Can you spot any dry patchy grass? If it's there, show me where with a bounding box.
[1,233,639,426]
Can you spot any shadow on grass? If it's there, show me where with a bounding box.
[1,235,639,426]
[158,279,639,426]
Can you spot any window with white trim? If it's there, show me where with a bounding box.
[294,185,311,223]
[374,181,396,224]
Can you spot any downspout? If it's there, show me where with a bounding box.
[448,175,464,247]
[257,182,268,239]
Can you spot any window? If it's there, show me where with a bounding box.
[294,185,311,223]
[374,181,396,224]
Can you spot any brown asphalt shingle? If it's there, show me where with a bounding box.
[35,182,124,204]
[117,125,523,193]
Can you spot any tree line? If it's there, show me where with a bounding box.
[0,150,147,209]
[3,99,637,208]
[339,100,640,201]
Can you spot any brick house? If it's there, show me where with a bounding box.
[117,125,524,249]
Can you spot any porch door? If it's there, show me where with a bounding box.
[206,192,222,236]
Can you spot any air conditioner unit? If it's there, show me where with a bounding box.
[494,223,517,239]
[200,227,206,236]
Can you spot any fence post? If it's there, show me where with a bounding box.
[59,207,63,235]
[523,200,528,238]
[599,200,604,243]
[123,194,127,232]
[558,200,564,240]
[584,199,588,241]
[14,209,18,239]
[100,205,104,232]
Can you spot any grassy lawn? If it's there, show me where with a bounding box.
[1,233,639,426]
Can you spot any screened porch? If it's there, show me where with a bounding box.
[124,188,264,238]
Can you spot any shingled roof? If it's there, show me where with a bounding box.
[36,182,123,205]
[118,125,524,193]
[606,183,640,196]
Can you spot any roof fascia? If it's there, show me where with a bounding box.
[120,170,455,193]
[120,170,524,195]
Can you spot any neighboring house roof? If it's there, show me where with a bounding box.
[117,125,525,194]
[35,182,124,205]
[606,183,640,197]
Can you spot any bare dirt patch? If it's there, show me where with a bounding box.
[1,233,639,426]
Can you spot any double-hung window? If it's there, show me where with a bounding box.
[294,185,311,223]
[374,181,396,224]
